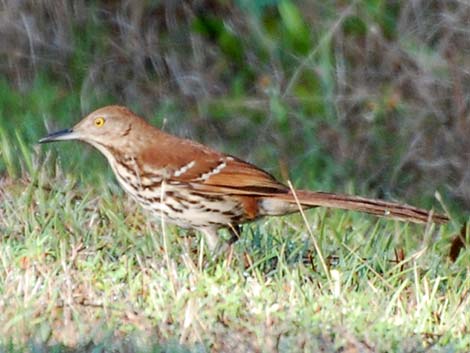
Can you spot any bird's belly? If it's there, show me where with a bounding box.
[125,182,247,228]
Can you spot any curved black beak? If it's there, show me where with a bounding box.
[39,128,78,144]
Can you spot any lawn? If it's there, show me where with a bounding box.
[1,1,470,352]
[0,129,468,352]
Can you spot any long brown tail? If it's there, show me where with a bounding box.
[281,190,449,224]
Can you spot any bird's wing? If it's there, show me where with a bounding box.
[140,136,287,195]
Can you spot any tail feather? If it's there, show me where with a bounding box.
[279,190,449,224]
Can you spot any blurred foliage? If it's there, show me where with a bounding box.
[0,0,469,212]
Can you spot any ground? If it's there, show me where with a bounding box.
[0,171,468,352]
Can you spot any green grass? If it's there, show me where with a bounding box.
[0,144,469,352]
[2,1,470,351]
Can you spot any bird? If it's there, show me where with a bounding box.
[39,105,449,251]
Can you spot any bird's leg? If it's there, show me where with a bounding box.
[227,224,242,245]
[182,229,198,253]
[225,224,242,267]
[200,226,241,262]
[201,227,222,253]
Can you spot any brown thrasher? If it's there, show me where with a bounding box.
[39,105,448,250]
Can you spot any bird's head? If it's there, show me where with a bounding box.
[39,105,144,150]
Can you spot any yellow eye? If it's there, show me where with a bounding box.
[94,117,105,127]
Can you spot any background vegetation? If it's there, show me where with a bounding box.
[1,0,469,352]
